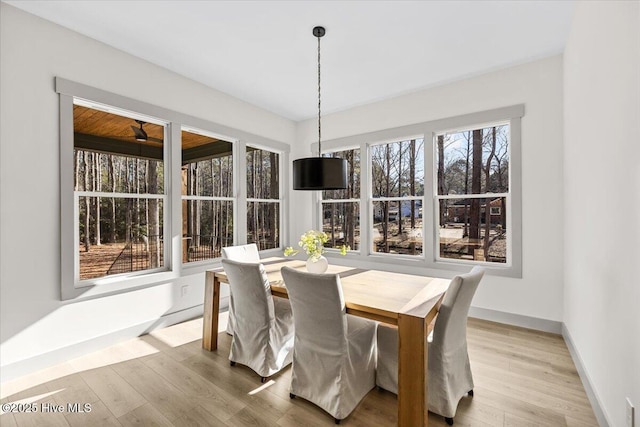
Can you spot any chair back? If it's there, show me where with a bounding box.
[281,267,347,354]
[432,267,485,352]
[222,243,260,262]
[221,258,274,330]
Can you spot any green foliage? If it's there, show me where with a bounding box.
[285,230,348,261]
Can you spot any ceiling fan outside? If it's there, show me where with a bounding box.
[130,120,163,143]
[131,120,147,141]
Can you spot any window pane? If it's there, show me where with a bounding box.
[247,147,279,199]
[181,130,233,197]
[247,202,280,250]
[372,200,422,256]
[322,202,360,251]
[438,197,507,263]
[437,125,509,195]
[371,139,424,198]
[78,196,164,280]
[182,200,233,263]
[322,149,360,200]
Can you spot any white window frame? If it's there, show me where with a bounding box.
[73,100,170,284]
[246,143,285,253]
[431,121,511,266]
[57,78,289,300]
[368,136,426,259]
[313,105,523,278]
[180,126,238,266]
[427,113,521,276]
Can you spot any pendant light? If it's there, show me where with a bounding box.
[293,26,348,190]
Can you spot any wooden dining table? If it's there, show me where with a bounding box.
[202,257,450,427]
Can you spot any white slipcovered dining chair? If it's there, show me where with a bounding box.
[281,266,377,424]
[221,244,261,336]
[221,258,294,382]
[376,266,485,425]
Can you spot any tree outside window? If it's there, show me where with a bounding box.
[370,138,424,256]
[181,129,234,263]
[247,147,280,250]
[321,149,360,251]
[436,124,509,263]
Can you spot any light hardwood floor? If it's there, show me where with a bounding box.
[0,315,598,427]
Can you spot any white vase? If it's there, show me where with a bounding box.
[306,255,328,274]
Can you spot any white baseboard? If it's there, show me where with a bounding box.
[1,305,205,383]
[469,306,563,334]
[562,324,610,427]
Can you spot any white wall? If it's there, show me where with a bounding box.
[563,2,640,426]
[293,55,565,324]
[0,3,295,380]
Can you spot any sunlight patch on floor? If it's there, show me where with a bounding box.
[68,337,159,372]
[248,379,275,395]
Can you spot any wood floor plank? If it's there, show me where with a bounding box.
[80,366,146,418]
[46,373,100,408]
[565,414,599,427]
[475,370,597,424]
[472,386,567,426]
[183,351,292,422]
[172,404,231,426]
[226,406,278,427]
[110,359,197,422]
[347,389,397,426]
[117,403,173,427]
[11,398,71,427]
[63,400,121,427]
[276,403,337,427]
[450,395,504,426]
[0,363,76,400]
[504,410,558,427]
[474,362,592,406]
[143,352,246,421]
[0,413,18,427]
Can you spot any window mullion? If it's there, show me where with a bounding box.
[236,140,247,245]
[169,122,181,275]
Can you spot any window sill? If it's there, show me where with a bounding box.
[62,270,180,301]
[325,251,521,279]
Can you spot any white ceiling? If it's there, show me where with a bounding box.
[6,1,575,121]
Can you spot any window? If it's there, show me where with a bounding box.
[435,124,510,264]
[73,102,167,281]
[370,138,424,256]
[321,149,361,251]
[181,128,234,263]
[246,146,281,250]
[314,104,522,277]
[58,78,290,299]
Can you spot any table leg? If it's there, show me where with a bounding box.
[397,313,428,427]
[202,271,220,351]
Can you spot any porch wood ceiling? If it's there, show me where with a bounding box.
[73,105,233,163]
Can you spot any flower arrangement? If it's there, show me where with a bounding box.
[284,230,349,261]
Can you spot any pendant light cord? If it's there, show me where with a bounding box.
[317,34,322,157]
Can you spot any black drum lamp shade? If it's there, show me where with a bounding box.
[292,26,348,191]
[293,157,347,190]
